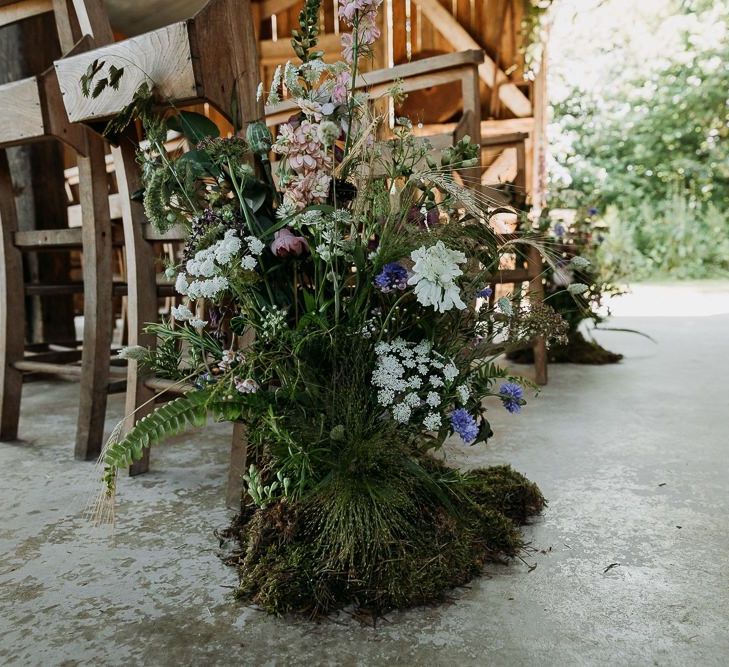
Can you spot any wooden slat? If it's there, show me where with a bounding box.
[0,78,44,144]
[0,0,52,29]
[410,0,532,117]
[14,228,82,248]
[54,21,197,123]
[24,281,129,296]
[13,359,126,377]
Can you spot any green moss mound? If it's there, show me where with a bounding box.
[508,331,623,365]
[227,461,544,616]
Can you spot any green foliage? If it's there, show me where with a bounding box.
[552,2,729,278]
[102,392,209,490]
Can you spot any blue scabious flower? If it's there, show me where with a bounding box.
[450,408,479,444]
[477,287,493,298]
[498,382,524,414]
[588,207,599,216]
[554,223,566,237]
[375,262,408,293]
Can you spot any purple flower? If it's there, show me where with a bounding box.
[450,408,479,444]
[477,287,493,298]
[374,262,408,293]
[588,207,599,216]
[498,382,524,414]
[554,223,566,238]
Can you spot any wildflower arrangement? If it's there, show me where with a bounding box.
[91,0,568,615]
[509,207,624,365]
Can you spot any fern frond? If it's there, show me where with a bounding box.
[101,392,210,492]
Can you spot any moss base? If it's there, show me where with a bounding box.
[508,331,623,365]
[224,462,544,616]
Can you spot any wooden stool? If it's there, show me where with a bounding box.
[0,0,120,458]
[54,0,261,504]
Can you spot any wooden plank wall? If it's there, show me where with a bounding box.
[257,0,530,121]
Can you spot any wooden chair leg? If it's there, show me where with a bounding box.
[113,139,158,476]
[74,137,113,460]
[0,149,24,441]
[527,244,548,386]
[227,422,248,508]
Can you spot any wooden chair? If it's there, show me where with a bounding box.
[480,131,548,385]
[53,0,261,505]
[0,0,123,459]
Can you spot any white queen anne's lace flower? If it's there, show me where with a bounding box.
[171,304,193,321]
[456,384,471,404]
[246,236,265,255]
[407,241,467,312]
[175,273,189,295]
[371,338,461,428]
[423,412,442,431]
[241,255,258,271]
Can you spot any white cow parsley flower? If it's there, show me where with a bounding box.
[443,363,459,382]
[426,392,441,407]
[175,273,189,295]
[189,318,208,329]
[186,276,229,300]
[407,241,467,312]
[214,230,242,266]
[423,412,442,431]
[456,384,470,404]
[246,236,265,256]
[241,255,258,271]
[171,304,193,321]
[391,402,411,424]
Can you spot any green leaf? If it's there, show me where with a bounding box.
[91,77,108,99]
[167,111,220,144]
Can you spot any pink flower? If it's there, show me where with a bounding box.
[331,71,351,105]
[270,228,310,257]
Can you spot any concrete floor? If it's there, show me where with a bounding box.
[1,284,728,666]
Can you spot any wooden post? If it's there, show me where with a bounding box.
[0,149,25,440]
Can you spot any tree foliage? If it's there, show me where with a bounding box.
[551,1,729,277]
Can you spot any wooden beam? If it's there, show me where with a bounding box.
[0,0,51,29]
[410,0,532,118]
